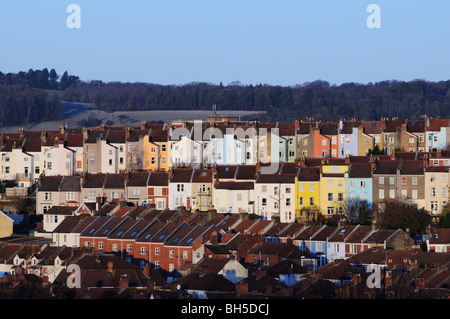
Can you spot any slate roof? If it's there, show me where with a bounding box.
[255,173,295,184]
[170,168,193,183]
[126,171,149,187]
[38,176,63,191]
[297,167,321,181]
[83,173,107,188]
[104,173,125,189]
[214,165,237,179]
[44,206,78,216]
[148,171,169,187]
[348,163,372,178]
[400,160,424,175]
[214,181,254,190]
[59,176,81,192]
[373,160,401,175]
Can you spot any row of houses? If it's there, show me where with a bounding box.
[36,152,450,222]
[2,116,450,188]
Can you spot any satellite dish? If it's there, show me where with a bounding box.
[177,284,181,290]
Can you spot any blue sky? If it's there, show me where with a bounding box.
[0,0,449,86]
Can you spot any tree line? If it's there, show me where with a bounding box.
[61,78,450,122]
[0,68,82,128]
[3,68,450,127]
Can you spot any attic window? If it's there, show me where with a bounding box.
[89,229,95,234]
[116,231,123,236]
[159,235,165,240]
[102,229,109,234]
[201,172,207,176]
[372,123,376,127]
[186,238,194,244]
[339,229,346,234]
[130,232,137,237]
[145,234,152,239]
[173,238,179,243]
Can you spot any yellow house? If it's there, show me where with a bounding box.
[0,211,13,238]
[190,168,214,211]
[143,129,169,172]
[319,160,349,218]
[295,167,321,221]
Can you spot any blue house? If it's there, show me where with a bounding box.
[294,225,338,268]
[346,162,373,209]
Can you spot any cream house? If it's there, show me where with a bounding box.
[213,181,254,214]
[424,166,450,222]
[0,211,13,238]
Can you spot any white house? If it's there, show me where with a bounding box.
[254,173,296,222]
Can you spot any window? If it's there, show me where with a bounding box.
[309,184,315,192]
[327,207,334,215]
[389,189,395,199]
[389,137,394,144]
[412,177,418,186]
[274,187,279,195]
[328,180,333,188]
[328,193,333,202]
[360,181,366,188]
[350,180,355,187]
[431,175,436,182]
[286,198,291,206]
[155,247,160,255]
[45,193,52,201]
[379,189,385,199]
[112,244,118,252]
[412,190,418,199]
[98,242,104,250]
[379,177,384,185]
[151,157,156,165]
[338,180,343,188]
[140,247,146,255]
[162,145,167,152]
[442,187,447,197]
[299,197,304,206]
[126,244,132,252]
[177,184,184,192]
[66,192,74,201]
[338,193,344,202]
[299,184,304,192]
[274,201,279,209]
[431,201,438,212]
[169,250,175,258]
[286,186,291,193]
[169,264,175,272]
[262,185,267,193]
[237,193,242,202]
[151,147,156,153]
[262,198,267,206]
[401,189,407,199]
[389,177,395,185]
[431,187,436,197]
[155,261,160,269]
[322,139,327,146]
[109,159,113,166]
[401,177,407,186]
[309,197,314,206]
[183,251,189,259]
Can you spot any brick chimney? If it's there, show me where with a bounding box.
[235,281,249,296]
[210,231,219,245]
[119,274,129,290]
[107,260,114,273]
